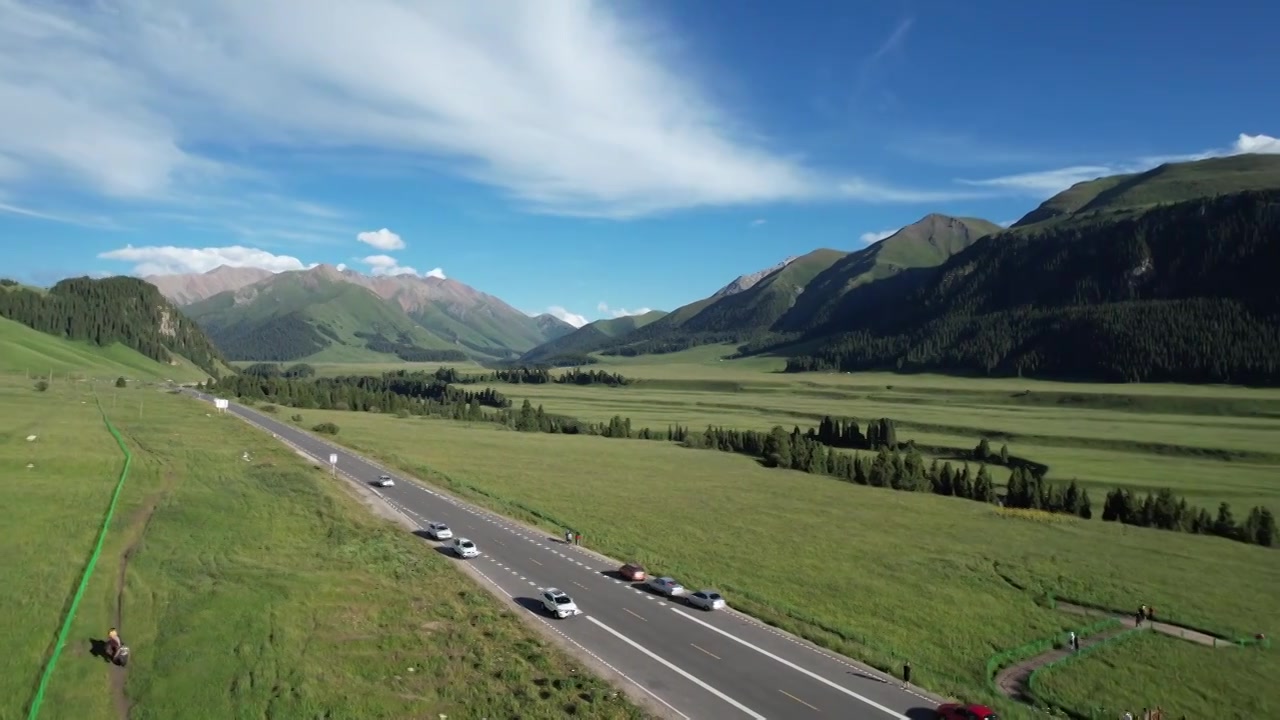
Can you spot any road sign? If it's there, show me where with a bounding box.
[214,398,229,411]
[329,453,338,465]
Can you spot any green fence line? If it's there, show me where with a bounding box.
[983,617,1122,697]
[25,393,133,720]
[1025,625,1147,719]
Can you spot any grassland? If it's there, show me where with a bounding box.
[0,317,209,383]
[0,375,647,720]
[429,345,1280,511]
[248,343,1280,716]
[1032,631,1273,718]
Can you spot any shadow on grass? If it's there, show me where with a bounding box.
[88,638,112,663]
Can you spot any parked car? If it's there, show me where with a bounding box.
[376,474,394,487]
[937,703,999,720]
[685,589,726,611]
[541,588,581,619]
[619,563,646,582]
[451,537,479,558]
[425,522,453,540]
[646,576,686,597]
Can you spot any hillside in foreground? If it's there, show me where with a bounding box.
[0,316,210,381]
[0,276,228,377]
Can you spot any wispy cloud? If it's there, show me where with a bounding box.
[859,228,899,244]
[750,218,767,227]
[0,200,120,229]
[360,253,445,279]
[545,306,589,328]
[597,301,652,318]
[357,228,405,251]
[0,1,965,222]
[959,133,1280,197]
[865,17,914,68]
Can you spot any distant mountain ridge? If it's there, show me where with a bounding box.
[148,264,577,362]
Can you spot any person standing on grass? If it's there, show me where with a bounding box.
[1068,630,1077,651]
[901,661,911,687]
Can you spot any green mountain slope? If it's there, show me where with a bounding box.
[775,214,1001,334]
[1013,154,1280,229]
[599,249,848,357]
[521,310,668,363]
[184,268,466,363]
[0,316,210,381]
[0,276,227,376]
[783,179,1280,384]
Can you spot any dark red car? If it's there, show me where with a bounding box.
[936,703,998,720]
[619,563,646,582]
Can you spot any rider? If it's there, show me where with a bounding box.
[106,628,122,661]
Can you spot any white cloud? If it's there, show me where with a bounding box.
[959,133,1280,197]
[859,228,899,244]
[98,244,316,276]
[750,218,767,227]
[545,306,589,328]
[357,228,405,251]
[360,254,445,279]
[0,0,968,220]
[597,301,653,318]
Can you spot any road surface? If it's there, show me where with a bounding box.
[185,389,943,720]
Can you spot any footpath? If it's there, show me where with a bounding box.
[994,600,1227,706]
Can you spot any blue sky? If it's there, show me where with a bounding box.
[1,0,1277,327]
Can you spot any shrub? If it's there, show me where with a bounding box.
[115,377,127,388]
[34,380,48,392]
[312,422,340,435]
[290,414,303,423]
[260,404,278,414]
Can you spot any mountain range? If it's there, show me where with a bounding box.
[24,153,1276,384]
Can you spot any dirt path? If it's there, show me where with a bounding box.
[107,471,175,720]
[993,600,1233,707]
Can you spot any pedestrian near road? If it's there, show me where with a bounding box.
[902,661,911,687]
[575,532,582,546]
[1068,630,1077,651]
[564,529,573,544]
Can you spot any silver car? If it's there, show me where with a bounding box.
[646,576,686,597]
[425,522,453,540]
[686,589,726,611]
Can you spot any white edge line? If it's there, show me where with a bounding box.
[671,608,909,720]
[585,616,766,720]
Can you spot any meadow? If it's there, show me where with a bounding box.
[276,407,1280,717]
[0,317,209,383]
[0,374,647,720]
[1031,630,1273,718]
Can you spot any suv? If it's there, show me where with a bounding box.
[646,576,686,597]
[541,588,581,619]
[376,474,394,487]
[451,537,479,558]
[425,522,453,540]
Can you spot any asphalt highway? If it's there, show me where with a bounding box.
[184,389,942,719]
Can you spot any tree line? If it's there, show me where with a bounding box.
[353,331,470,363]
[431,366,632,386]
[1102,488,1275,547]
[206,371,1278,546]
[0,276,226,375]
[781,191,1280,385]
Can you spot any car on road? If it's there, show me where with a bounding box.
[424,522,453,540]
[376,474,394,487]
[451,537,479,558]
[936,703,999,720]
[618,563,646,582]
[646,576,686,597]
[540,588,581,619]
[685,589,726,611]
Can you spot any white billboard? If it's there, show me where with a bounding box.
[214,398,229,410]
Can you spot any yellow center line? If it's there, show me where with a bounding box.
[623,608,647,622]
[779,689,819,712]
[689,643,721,660]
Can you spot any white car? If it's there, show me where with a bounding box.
[376,474,394,487]
[541,588,581,619]
[686,589,726,611]
[424,522,453,540]
[451,537,479,558]
[646,576,686,597]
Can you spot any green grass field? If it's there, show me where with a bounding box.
[0,374,647,720]
[426,345,1280,511]
[1032,631,1273,718]
[0,318,210,383]
[272,406,1279,717]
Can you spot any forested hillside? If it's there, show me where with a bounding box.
[782,190,1280,384]
[0,276,227,375]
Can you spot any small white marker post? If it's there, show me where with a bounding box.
[329,453,338,477]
